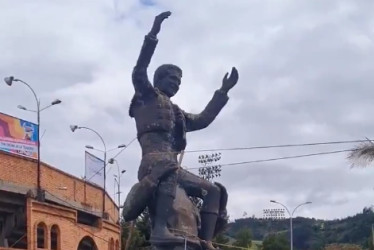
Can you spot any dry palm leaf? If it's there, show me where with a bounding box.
[348,140,374,168]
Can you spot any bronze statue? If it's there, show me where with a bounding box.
[123,11,239,250]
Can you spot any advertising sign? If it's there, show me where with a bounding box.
[0,112,38,159]
[85,151,104,188]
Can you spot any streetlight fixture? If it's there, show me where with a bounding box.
[85,144,126,153]
[109,158,126,220]
[70,125,126,218]
[17,105,27,110]
[110,160,126,198]
[4,76,61,201]
[270,200,312,250]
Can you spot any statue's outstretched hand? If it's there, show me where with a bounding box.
[221,67,239,93]
[150,11,172,36]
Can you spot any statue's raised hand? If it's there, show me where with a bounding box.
[221,67,239,93]
[150,11,172,36]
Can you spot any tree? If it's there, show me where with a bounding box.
[121,209,151,250]
[121,220,145,250]
[262,233,289,250]
[233,228,252,248]
[213,233,231,250]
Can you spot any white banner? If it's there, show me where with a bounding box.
[85,151,104,188]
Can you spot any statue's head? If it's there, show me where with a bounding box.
[153,64,182,97]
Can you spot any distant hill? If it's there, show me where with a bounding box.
[225,207,374,249]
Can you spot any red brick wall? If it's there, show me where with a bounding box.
[27,199,120,250]
[0,151,118,225]
[0,152,37,188]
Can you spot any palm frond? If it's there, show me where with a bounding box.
[348,142,374,168]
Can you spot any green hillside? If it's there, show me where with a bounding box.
[225,207,374,250]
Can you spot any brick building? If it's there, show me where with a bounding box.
[0,151,120,250]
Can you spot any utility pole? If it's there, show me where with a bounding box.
[109,158,126,219]
[71,125,126,218]
[4,76,61,201]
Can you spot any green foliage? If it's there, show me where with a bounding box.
[121,209,151,250]
[226,207,374,250]
[262,233,289,250]
[214,233,231,250]
[233,228,252,248]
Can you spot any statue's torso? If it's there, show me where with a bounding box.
[131,89,186,155]
[132,90,175,136]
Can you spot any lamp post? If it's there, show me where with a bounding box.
[109,158,126,216]
[270,200,312,250]
[70,124,126,217]
[4,76,61,201]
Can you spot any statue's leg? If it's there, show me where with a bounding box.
[178,170,221,249]
[151,168,184,244]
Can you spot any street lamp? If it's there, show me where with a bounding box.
[70,125,126,217]
[4,76,61,201]
[85,144,126,153]
[270,200,312,250]
[109,158,126,218]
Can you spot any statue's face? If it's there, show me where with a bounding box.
[157,70,182,97]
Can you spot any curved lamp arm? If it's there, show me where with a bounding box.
[73,126,107,152]
[292,202,312,216]
[270,200,291,217]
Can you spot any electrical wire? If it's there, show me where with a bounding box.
[34,139,362,248]
[185,139,371,153]
[10,233,26,248]
[188,149,353,169]
[171,227,250,250]
[38,137,137,227]
[85,137,137,183]
[41,192,135,245]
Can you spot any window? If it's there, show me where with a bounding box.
[109,238,114,250]
[115,240,119,250]
[51,225,60,250]
[78,236,98,250]
[36,222,47,249]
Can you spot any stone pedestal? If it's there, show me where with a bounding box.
[151,239,202,250]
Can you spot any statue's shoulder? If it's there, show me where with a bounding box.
[129,89,160,117]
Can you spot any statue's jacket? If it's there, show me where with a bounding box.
[129,34,229,179]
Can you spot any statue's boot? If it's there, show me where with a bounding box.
[199,212,220,250]
[150,193,185,245]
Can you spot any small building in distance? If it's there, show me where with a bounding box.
[0,151,120,250]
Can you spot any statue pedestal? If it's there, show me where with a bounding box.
[151,239,202,250]
[150,186,202,250]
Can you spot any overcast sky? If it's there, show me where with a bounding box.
[1,0,374,221]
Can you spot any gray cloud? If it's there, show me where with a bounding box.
[1,0,374,220]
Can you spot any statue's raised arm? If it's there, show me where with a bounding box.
[132,11,172,94]
[182,67,239,131]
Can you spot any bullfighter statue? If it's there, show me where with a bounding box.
[123,11,239,250]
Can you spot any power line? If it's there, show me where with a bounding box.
[185,139,371,153]
[188,149,353,170]
[35,137,137,218]
[42,137,138,222]
[86,137,137,183]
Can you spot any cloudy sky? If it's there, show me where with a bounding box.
[1,0,374,221]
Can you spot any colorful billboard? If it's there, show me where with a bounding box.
[85,151,104,188]
[0,112,38,159]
